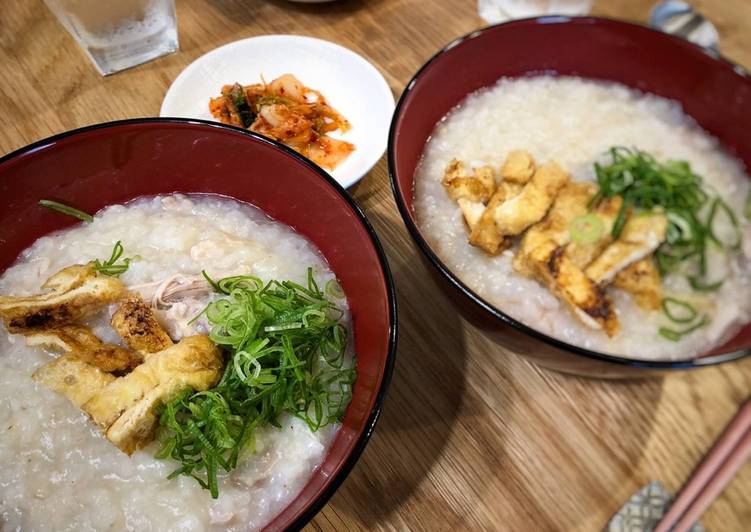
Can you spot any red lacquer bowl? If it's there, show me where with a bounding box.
[0,118,396,529]
[389,17,751,377]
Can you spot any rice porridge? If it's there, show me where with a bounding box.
[415,76,751,360]
[0,194,353,530]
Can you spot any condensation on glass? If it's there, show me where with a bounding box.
[43,0,179,75]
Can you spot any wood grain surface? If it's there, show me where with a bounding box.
[1,1,750,530]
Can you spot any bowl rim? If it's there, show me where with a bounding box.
[387,15,751,370]
[0,116,398,529]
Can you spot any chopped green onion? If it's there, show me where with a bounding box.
[570,213,605,245]
[661,297,697,323]
[93,241,135,277]
[593,148,741,282]
[155,267,355,498]
[325,279,345,300]
[611,198,630,239]
[688,276,723,292]
[745,189,751,221]
[707,197,741,249]
[659,315,710,341]
[38,199,93,223]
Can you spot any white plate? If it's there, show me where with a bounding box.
[160,35,395,188]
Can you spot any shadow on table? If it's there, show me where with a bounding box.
[326,256,665,528]
[327,233,472,527]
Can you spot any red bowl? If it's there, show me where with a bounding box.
[0,118,397,529]
[389,16,751,377]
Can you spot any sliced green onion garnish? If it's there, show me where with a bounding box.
[688,276,723,292]
[593,147,742,280]
[92,240,135,277]
[611,198,630,238]
[659,315,709,341]
[707,197,741,249]
[570,213,604,244]
[745,189,751,221]
[263,323,303,332]
[38,199,93,223]
[325,279,345,299]
[155,267,355,498]
[666,211,694,245]
[661,297,697,323]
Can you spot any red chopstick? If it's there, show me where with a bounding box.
[655,397,751,532]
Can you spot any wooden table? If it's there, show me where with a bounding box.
[2,1,750,530]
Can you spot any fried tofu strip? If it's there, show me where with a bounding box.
[0,263,125,332]
[111,293,173,356]
[33,356,116,407]
[613,258,662,310]
[565,196,623,269]
[491,161,570,238]
[585,212,668,285]
[82,335,222,454]
[25,325,141,374]
[514,181,596,276]
[527,241,619,336]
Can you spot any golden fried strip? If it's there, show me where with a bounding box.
[0,263,124,332]
[468,182,523,254]
[514,181,596,276]
[565,196,623,269]
[25,325,141,374]
[33,356,116,407]
[613,258,663,310]
[491,161,570,238]
[82,335,222,454]
[111,293,173,356]
[527,241,619,336]
[500,149,535,184]
[585,212,668,285]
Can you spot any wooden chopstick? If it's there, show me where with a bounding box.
[654,397,751,532]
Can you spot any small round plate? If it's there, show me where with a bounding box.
[160,35,395,189]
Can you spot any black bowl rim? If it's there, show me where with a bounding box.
[388,15,751,370]
[0,116,398,530]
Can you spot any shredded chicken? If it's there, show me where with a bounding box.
[0,263,124,332]
[82,335,223,454]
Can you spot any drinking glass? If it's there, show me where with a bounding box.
[43,0,179,75]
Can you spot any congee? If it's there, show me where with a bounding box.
[415,76,751,360]
[0,193,355,530]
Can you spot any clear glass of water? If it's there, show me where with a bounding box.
[43,0,179,76]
